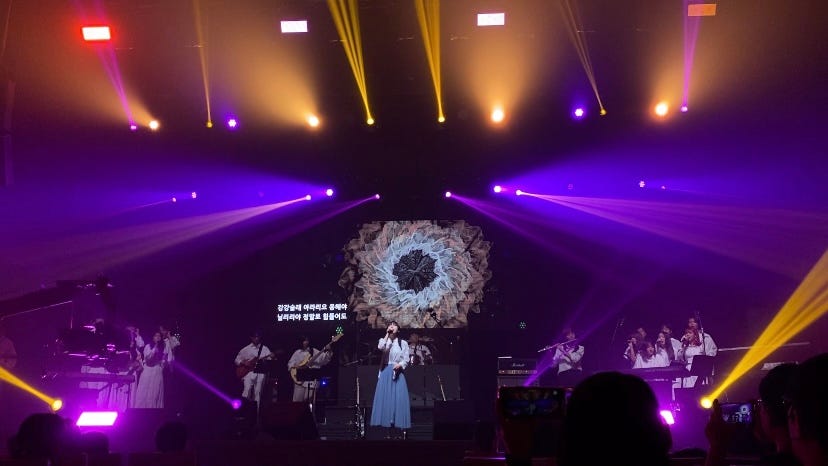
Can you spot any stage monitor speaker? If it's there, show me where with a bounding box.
[433,400,475,441]
[260,402,319,440]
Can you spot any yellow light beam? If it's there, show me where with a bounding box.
[415,0,443,120]
[706,249,828,401]
[0,366,62,410]
[558,0,605,112]
[328,0,373,121]
[193,0,213,126]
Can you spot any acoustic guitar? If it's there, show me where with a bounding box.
[289,333,343,385]
[235,352,276,379]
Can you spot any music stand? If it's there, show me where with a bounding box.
[689,355,715,386]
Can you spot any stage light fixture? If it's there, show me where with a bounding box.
[477,13,505,26]
[82,26,111,42]
[659,410,675,426]
[171,197,177,203]
[280,20,308,33]
[600,108,607,116]
[231,399,242,410]
[307,115,320,128]
[191,192,198,199]
[305,195,312,201]
[206,121,213,128]
[444,191,452,198]
[438,116,446,123]
[515,189,524,196]
[51,399,64,412]
[680,105,689,113]
[77,411,118,427]
[700,397,713,409]
[573,108,585,118]
[374,194,381,200]
[491,107,505,123]
[148,120,160,131]
[518,321,527,330]
[227,118,238,129]
[654,102,669,117]
[325,188,334,197]
[493,185,503,193]
[638,181,646,188]
[367,117,375,126]
[688,3,717,17]
[129,124,137,131]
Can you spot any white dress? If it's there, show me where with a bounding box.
[133,344,171,408]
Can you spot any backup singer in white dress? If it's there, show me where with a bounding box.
[133,332,172,408]
[371,321,411,432]
[633,341,670,369]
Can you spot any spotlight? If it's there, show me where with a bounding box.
[659,410,675,426]
[444,191,452,198]
[335,326,344,335]
[77,411,118,427]
[227,118,238,129]
[191,192,197,199]
[600,108,607,116]
[171,197,177,203]
[477,12,505,27]
[280,20,309,33]
[493,185,503,193]
[638,181,646,188]
[206,121,213,128]
[438,115,446,123]
[567,183,574,190]
[518,321,527,330]
[515,189,523,196]
[148,120,160,131]
[307,115,320,128]
[231,399,242,410]
[325,188,334,197]
[367,117,375,126]
[51,399,64,412]
[654,102,669,117]
[491,107,505,123]
[82,26,111,42]
[129,124,137,131]
[680,105,689,113]
[305,195,312,201]
[700,397,713,409]
[374,194,381,200]
[661,185,667,190]
[573,107,585,119]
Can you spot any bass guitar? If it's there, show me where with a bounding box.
[290,333,343,385]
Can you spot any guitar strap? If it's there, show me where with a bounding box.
[252,343,264,374]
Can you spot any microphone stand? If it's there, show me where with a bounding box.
[610,316,625,347]
[695,311,707,355]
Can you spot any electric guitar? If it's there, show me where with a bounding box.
[289,333,344,385]
[235,352,276,379]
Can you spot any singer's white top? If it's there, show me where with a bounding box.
[553,345,584,373]
[633,348,670,369]
[378,336,410,369]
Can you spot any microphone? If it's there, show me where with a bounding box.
[387,328,393,334]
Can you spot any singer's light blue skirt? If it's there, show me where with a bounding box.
[370,364,411,428]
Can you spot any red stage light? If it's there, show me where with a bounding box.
[82,26,112,42]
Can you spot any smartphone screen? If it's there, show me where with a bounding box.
[498,387,566,419]
[719,402,753,424]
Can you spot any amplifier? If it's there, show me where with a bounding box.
[497,357,537,376]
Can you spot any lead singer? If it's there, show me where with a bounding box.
[371,320,411,439]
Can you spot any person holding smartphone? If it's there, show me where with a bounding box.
[370,321,411,439]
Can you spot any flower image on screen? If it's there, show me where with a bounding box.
[339,220,492,328]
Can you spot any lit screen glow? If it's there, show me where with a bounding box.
[280,20,309,33]
[477,13,505,27]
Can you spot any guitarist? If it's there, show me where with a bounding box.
[234,330,273,406]
[288,336,334,403]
